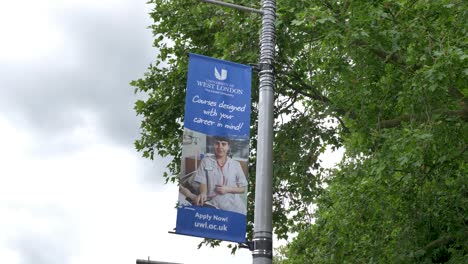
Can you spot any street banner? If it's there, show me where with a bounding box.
[176,53,251,243]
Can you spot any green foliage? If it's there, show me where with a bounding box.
[282,121,467,263]
[132,0,467,261]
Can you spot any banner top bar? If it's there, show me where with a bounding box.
[198,0,264,15]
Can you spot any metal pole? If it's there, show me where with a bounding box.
[253,0,275,263]
[196,1,276,262]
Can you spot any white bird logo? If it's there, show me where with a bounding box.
[214,67,227,81]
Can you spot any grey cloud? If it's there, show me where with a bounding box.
[136,155,173,191]
[0,2,156,154]
[0,1,172,187]
[10,228,76,264]
[6,204,78,264]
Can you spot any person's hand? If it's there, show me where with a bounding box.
[195,193,207,206]
[187,193,197,202]
[180,186,196,201]
[215,185,229,195]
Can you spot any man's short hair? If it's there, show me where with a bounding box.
[213,135,230,144]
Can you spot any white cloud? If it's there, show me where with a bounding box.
[0,1,254,263]
[0,248,20,263]
[0,108,251,264]
[0,1,64,62]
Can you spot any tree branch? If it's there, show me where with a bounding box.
[276,76,351,133]
[276,91,299,116]
[423,235,455,252]
[413,235,456,259]
[278,65,332,104]
[352,40,407,68]
[377,109,468,129]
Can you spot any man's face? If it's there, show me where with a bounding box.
[214,140,230,159]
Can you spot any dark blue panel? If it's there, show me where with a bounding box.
[184,53,252,140]
[176,206,247,243]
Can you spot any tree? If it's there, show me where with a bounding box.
[131,0,467,261]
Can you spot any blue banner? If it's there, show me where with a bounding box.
[176,54,251,243]
[184,53,251,139]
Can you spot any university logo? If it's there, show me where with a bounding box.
[214,67,227,81]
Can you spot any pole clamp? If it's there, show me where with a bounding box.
[258,62,274,72]
[251,237,273,259]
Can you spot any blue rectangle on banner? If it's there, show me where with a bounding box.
[176,206,247,243]
[176,54,251,243]
[184,53,251,139]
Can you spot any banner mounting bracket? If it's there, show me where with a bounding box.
[198,0,264,15]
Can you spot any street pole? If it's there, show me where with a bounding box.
[252,0,275,263]
[196,1,276,263]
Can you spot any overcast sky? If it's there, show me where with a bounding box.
[0,1,253,263]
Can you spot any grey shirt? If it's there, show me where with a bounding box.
[193,156,247,214]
